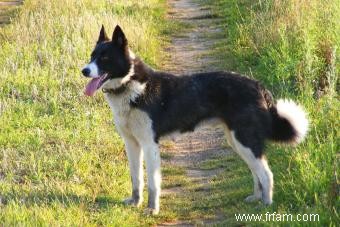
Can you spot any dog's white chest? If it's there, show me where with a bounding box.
[104,92,151,134]
[104,93,132,126]
[105,93,131,115]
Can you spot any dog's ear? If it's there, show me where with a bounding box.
[97,25,109,44]
[112,25,128,50]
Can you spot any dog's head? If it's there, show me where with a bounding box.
[82,25,132,96]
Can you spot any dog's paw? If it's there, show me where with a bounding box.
[144,207,159,216]
[123,197,142,207]
[262,197,273,205]
[244,194,261,203]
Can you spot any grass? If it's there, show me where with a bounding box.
[0,0,175,225]
[201,0,339,225]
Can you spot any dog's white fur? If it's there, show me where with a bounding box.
[128,49,136,60]
[276,99,309,143]
[102,63,160,214]
[227,131,273,205]
[121,63,135,84]
[83,61,99,78]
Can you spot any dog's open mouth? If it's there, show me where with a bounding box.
[84,74,108,96]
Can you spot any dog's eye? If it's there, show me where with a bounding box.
[101,56,109,61]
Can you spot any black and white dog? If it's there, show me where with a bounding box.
[82,25,308,215]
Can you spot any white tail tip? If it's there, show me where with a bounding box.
[276,99,309,143]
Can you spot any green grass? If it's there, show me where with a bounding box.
[0,0,175,225]
[1,0,339,226]
[200,0,339,225]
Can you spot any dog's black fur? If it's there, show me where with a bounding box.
[88,25,299,158]
[130,59,297,157]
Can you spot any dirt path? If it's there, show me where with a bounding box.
[159,0,231,225]
[0,1,23,26]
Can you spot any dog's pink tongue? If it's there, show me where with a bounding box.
[84,78,101,96]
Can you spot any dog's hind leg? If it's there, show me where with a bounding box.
[120,130,144,207]
[230,131,273,205]
[223,126,262,202]
[245,172,262,202]
[257,156,273,205]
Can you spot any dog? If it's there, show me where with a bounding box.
[81,25,309,215]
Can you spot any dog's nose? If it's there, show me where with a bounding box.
[82,68,91,77]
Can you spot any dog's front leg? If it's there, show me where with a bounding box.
[142,141,161,215]
[121,134,144,207]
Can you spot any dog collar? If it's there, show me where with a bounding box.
[102,84,127,95]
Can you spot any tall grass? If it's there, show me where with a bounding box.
[0,0,168,225]
[225,0,338,97]
[209,0,339,225]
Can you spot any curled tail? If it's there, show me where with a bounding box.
[269,99,309,144]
